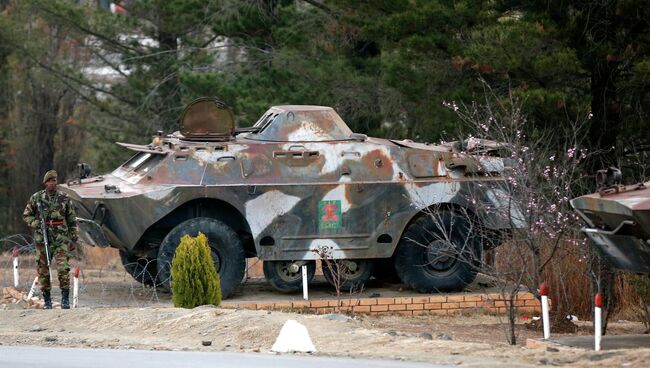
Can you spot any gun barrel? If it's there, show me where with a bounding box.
[37,203,53,281]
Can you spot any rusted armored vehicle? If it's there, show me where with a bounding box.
[61,98,520,298]
[571,168,650,274]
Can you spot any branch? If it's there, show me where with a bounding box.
[37,5,144,55]
[299,0,339,18]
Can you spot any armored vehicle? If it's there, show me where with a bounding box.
[571,168,650,274]
[61,98,520,298]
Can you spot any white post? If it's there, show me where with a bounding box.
[540,283,550,340]
[73,266,80,308]
[26,275,38,300]
[302,265,309,300]
[13,256,19,288]
[595,292,603,351]
[595,307,602,351]
[542,295,550,339]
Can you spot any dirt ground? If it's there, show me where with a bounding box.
[2,282,650,367]
[2,250,650,367]
[1,304,650,367]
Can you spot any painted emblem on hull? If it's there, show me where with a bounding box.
[319,200,342,229]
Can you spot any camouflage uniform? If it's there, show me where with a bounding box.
[23,189,78,292]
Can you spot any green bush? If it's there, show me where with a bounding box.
[171,232,222,308]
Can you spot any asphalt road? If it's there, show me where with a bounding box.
[0,346,446,368]
[553,334,650,350]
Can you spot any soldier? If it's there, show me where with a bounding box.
[23,170,78,309]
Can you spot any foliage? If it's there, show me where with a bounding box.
[0,0,86,234]
[493,0,650,168]
[170,232,221,308]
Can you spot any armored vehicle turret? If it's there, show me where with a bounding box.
[61,98,521,298]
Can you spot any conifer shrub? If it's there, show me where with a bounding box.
[170,232,222,308]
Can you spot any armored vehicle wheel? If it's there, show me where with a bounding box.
[157,217,246,299]
[263,260,316,293]
[322,259,374,291]
[394,211,480,293]
[119,250,158,287]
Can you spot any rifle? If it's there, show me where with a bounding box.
[36,202,54,282]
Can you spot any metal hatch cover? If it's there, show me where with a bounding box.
[180,98,235,140]
[249,105,354,142]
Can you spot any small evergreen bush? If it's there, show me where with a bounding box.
[171,232,222,308]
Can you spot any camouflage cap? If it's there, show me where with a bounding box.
[43,170,58,183]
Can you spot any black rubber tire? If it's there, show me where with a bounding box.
[322,259,374,291]
[119,250,158,287]
[157,217,246,299]
[394,211,481,293]
[263,260,316,293]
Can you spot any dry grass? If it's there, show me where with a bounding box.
[542,243,592,320]
[492,238,648,322]
[77,245,121,270]
[613,273,648,321]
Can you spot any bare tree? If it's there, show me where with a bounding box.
[2,4,87,234]
[312,245,364,314]
[431,83,599,343]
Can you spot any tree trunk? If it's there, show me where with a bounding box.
[156,29,180,133]
[32,85,60,187]
[588,56,621,170]
[590,249,616,335]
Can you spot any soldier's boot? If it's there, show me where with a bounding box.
[43,291,52,310]
[61,289,70,309]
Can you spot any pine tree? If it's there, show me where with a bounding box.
[171,232,221,308]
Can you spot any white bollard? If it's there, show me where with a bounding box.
[13,254,19,288]
[73,266,80,308]
[302,265,309,300]
[595,292,603,351]
[26,276,38,300]
[540,283,550,340]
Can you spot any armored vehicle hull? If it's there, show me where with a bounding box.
[61,99,521,298]
[571,178,650,274]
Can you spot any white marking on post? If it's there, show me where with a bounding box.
[542,295,550,340]
[594,307,603,351]
[73,267,80,308]
[26,276,38,300]
[13,257,19,288]
[539,283,550,340]
[594,292,603,351]
[595,306,602,351]
[302,265,309,300]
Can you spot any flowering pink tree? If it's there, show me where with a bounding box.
[440,85,601,342]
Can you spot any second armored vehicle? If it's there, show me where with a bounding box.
[571,168,650,274]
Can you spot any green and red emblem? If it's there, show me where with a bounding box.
[318,200,342,229]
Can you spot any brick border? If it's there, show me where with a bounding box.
[222,292,542,316]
